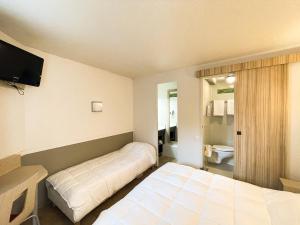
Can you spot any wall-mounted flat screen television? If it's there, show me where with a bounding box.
[0,40,44,87]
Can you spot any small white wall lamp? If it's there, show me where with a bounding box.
[91,101,103,112]
[225,74,236,84]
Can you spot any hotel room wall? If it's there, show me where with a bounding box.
[286,62,300,180]
[0,32,26,158]
[134,67,202,168]
[0,31,133,159]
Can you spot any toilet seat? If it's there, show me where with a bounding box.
[206,145,234,164]
[212,145,234,152]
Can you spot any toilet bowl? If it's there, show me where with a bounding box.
[207,145,234,164]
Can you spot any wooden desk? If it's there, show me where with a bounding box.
[0,155,47,225]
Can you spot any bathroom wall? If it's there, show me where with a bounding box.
[203,79,234,147]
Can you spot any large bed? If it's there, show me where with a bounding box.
[94,162,300,225]
[45,142,156,223]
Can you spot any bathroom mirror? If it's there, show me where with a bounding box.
[168,89,177,142]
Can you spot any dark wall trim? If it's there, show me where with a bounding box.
[21,132,133,207]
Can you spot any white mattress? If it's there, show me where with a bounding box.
[94,163,300,225]
[46,142,156,222]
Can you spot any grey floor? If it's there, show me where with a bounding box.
[22,156,175,225]
[207,162,234,178]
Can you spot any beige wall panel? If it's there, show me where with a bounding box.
[234,65,287,189]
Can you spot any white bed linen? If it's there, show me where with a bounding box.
[94,163,300,225]
[46,142,156,222]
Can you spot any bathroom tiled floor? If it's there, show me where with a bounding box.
[207,162,234,178]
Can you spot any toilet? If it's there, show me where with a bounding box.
[207,145,234,164]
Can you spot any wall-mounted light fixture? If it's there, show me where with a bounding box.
[91,101,103,112]
[225,74,236,84]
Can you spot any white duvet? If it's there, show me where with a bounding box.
[46,142,156,222]
[94,162,300,225]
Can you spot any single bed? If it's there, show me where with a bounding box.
[94,162,300,225]
[45,142,156,223]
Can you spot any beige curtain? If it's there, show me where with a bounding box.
[234,64,288,189]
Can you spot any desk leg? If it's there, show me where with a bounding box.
[32,188,40,225]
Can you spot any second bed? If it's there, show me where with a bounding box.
[46,142,156,223]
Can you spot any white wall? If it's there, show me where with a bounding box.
[0,78,25,158]
[0,31,133,158]
[134,67,202,168]
[286,62,300,180]
[210,81,234,100]
[0,32,26,158]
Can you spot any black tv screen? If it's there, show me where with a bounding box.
[0,40,44,87]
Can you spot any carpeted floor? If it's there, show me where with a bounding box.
[22,156,175,225]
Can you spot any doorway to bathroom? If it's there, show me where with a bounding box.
[157,82,177,165]
[201,74,235,178]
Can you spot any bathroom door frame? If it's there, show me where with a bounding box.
[156,81,178,166]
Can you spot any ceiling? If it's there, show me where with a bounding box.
[1,0,300,77]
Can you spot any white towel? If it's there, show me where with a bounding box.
[227,99,234,115]
[213,100,225,116]
[204,145,212,157]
